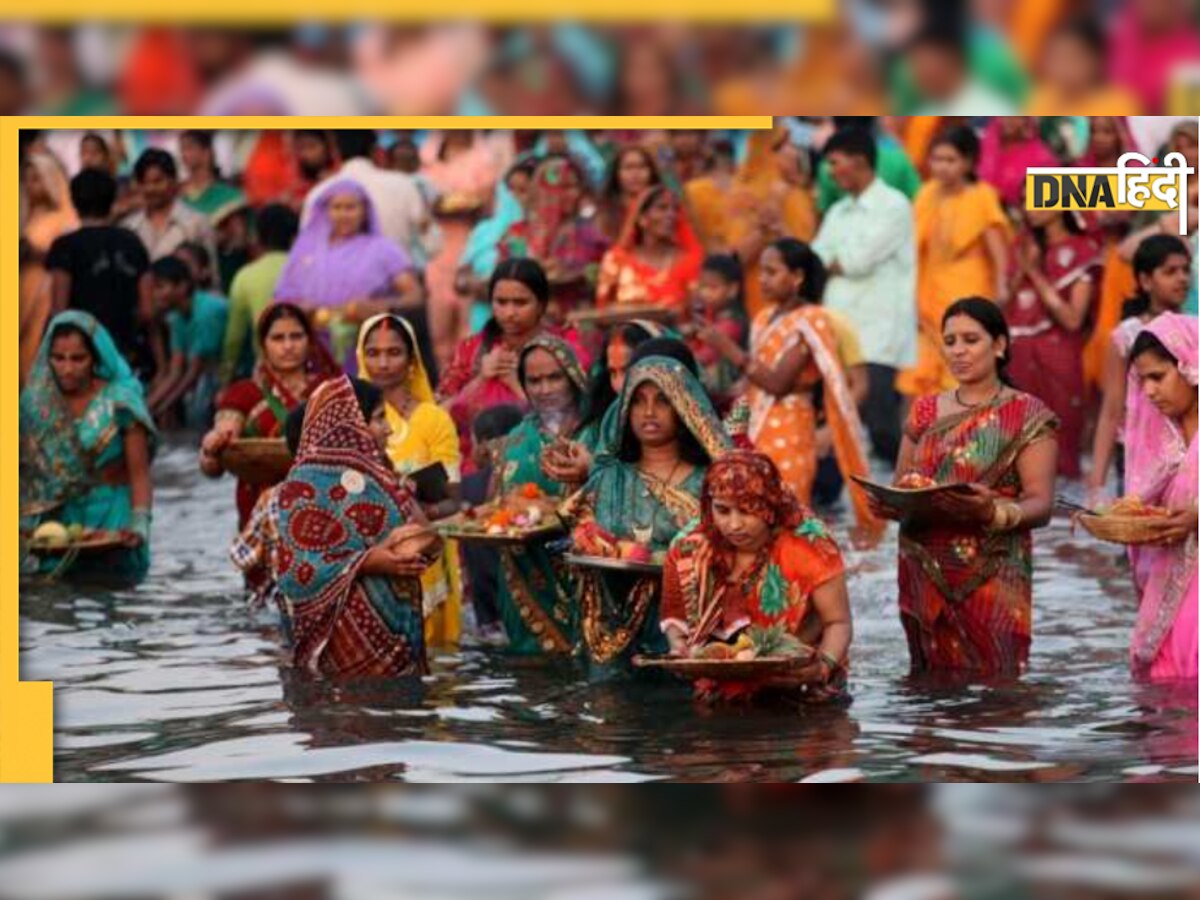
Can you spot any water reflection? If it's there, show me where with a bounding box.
[18,439,1198,782]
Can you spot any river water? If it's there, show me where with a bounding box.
[19,439,1198,782]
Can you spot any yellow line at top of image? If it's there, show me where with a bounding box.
[0,0,834,21]
[16,116,776,131]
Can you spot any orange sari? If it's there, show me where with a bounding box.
[594,188,703,311]
[746,304,880,533]
[898,180,1010,397]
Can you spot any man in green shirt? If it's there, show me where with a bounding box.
[147,256,229,428]
[220,204,299,384]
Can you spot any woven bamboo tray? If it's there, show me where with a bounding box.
[1077,513,1170,546]
[221,438,292,485]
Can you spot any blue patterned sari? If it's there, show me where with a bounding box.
[20,311,156,583]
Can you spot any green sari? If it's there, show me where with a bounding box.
[20,311,157,583]
[495,335,597,656]
[570,355,733,666]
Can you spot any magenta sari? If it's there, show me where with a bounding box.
[1124,313,1198,682]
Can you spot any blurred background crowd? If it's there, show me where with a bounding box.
[1,0,1198,119]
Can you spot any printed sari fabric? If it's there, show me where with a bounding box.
[898,392,1058,675]
[898,179,1010,397]
[567,356,732,665]
[494,334,596,656]
[498,157,609,319]
[746,304,880,533]
[594,187,703,311]
[1005,230,1101,479]
[1124,313,1198,681]
[357,313,463,647]
[20,311,158,583]
[274,376,427,678]
[662,451,846,700]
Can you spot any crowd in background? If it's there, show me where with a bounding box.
[16,117,1198,688]
[1,0,1199,119]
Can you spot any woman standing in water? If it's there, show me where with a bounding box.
[661,450,853,703]
[1089,235,1193,500]
[493,335,598,656]
[871,298,1059,676]
[707,238,876,531]
[566,354,732,666]
[200,303,338,529]
[438,258,585,466]
[1122,314,1197,682]
[20,311,155,584]
[273,376,440,678]
[356,313,464,648]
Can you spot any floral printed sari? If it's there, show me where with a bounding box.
[898,391,1058,675]
[274,376,427,678]
[662,451,846,700]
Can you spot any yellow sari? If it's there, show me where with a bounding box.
[898,179,1010,397]
[356,314,462,647]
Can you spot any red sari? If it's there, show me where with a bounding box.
[217,358,336,528]
[898,393,1058,675]
[1006,231,1101,478]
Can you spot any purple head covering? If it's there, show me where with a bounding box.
[274,179,412,308]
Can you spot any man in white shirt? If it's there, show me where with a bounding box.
[121,148,218,265]
[812,127,917,463]
[302,130,441,267]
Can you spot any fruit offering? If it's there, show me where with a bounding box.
[689,625,810,662]
[1097,497,1170,518]
[896,473,939,490]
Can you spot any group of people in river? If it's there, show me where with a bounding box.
[17,120,1198,703]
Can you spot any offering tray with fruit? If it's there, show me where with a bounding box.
[1075,497,1174,546]
[633,627,815,681]
[435,485,564,545]
[24,521,125,554]
[850,473,971,516]
[567,522,665,574]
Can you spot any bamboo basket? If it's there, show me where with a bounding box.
[1077,513,1169,546]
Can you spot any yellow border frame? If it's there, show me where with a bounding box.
[0,114,771,782]
[0,1,835,19]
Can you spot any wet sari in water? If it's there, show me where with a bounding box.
[356,313,463,647]
[1124,313,1198,682]
[898,392,1058,675]
[20,311,157,583]
[495,336,597,655]
[662,451,847,701]
[274,376,427,678]
[567,356,732,665]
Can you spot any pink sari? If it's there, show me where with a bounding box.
[1124,313,1198,682]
